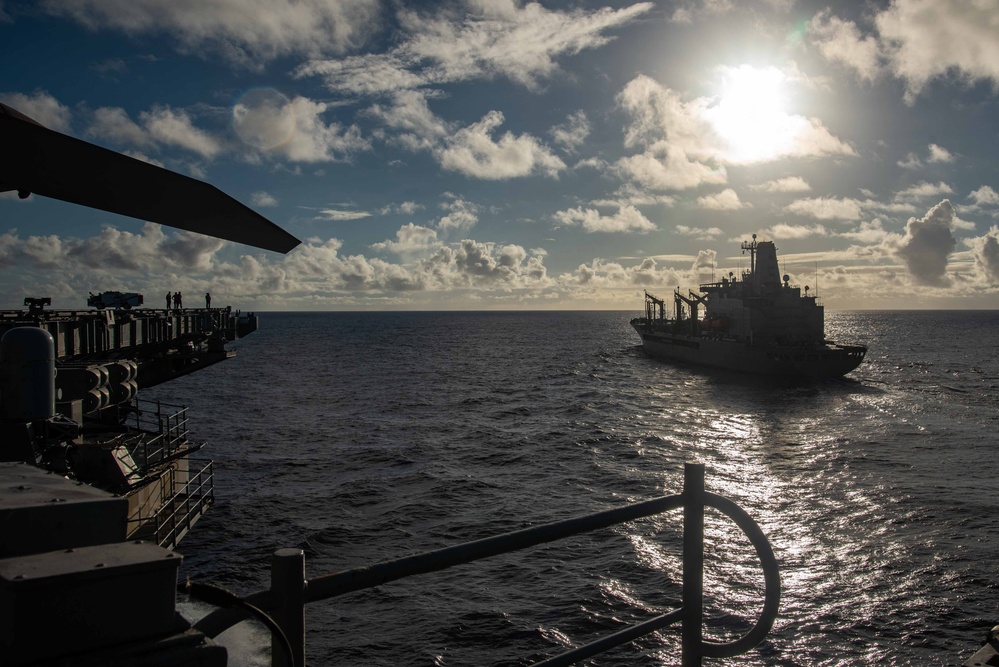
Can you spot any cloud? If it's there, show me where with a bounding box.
[139,106,221,158]
[318,209,372,221]
[437,110,565,179]
[893,181,953,201]
[370,223,439,254]
[297,2,653,94]
[695,188,747,210]
[266,97,369,163]
[675,225,722,240]
[970,228,999,283]
[437,195,479,232]
[378,200,424,216]
[785,197,863,220]
[927,143,954,163]
[251,191,278,207]
[88,106,155,148]
[2,222,224,276]
[553,205,657,233]
[811,1,999,103]
[877,0,999,102]
[968,186,999,207]
[366,90,450,151]
[0,90,72,132]
[765,223,828,239]
[808,9,882,82]
[613,73,853,192]
[550,111,591,152]
[559,256,682,288]
[40,0,382,66]
[750,177,811,193]
[840,219,890,244]
[897,143,955,169]
[894,199,957,286]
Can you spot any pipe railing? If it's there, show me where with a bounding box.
[192,463,780,666]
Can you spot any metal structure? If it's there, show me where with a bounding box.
[192,463,780,666]
[0,102,300,254]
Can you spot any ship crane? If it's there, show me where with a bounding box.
[673,289,707,336]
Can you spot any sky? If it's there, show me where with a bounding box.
[1,0,998,311]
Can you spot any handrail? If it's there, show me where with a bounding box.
[192,463,779,666]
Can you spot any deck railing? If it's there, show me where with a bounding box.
[191,463,780,667]
[129,398,191,471]
[126,458,215,548]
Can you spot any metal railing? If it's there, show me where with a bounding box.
[126,458,215,549]
[129,398,191,472]
[192,463,780,666]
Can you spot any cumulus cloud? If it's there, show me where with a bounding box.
[968,186,999,207]
[268,97,369,162]
[437,195,479,232]
[370,223,439,254]
[559,256,682,288]
[927,143,954,163]
[88,106,154,148]
[894,199,957,286]
[811,1,999,103]
[139,106,222,159]
[366,90,450,151]
[296,2,653,94]
[613,73,853,192]
[970,228,999,284]
[808,9,882,82]
[894,181,953,201]
[550,111,591,152]
[0,90,72,132]
[40,0,382,66]
[437,110,565,179]
[251,191,278,207]
[553,205,657,233]
[897,143,955,169]
[2,222,223,276]
[695,188,746,210]
[786,197,863,220]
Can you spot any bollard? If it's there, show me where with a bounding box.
[682,462,705,667]
[271,548,306,667]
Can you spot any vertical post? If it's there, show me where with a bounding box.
[682,462,705,667]
[271,548,306,667]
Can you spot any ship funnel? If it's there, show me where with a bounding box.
[753,242,783,291]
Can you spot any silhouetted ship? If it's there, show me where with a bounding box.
[631,236,867,377]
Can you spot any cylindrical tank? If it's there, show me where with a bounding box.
[0,327,56,422]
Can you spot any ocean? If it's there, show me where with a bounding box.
[143,310,999,666]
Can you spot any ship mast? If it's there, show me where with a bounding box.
[741,233,758,275]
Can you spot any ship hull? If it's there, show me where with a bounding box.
[632,322,866,378]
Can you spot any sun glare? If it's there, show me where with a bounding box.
[706,65,796,163]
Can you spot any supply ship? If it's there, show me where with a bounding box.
[631,236,867,377]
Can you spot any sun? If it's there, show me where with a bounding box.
[705,65,797,163]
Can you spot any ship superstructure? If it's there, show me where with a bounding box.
[631,236,866,377]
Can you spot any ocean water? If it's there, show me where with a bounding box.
[144,310,999,666]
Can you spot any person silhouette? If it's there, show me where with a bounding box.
[205,292,212,309]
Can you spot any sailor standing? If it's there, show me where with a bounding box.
[166,292,171,310]
[205,292,211,309]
